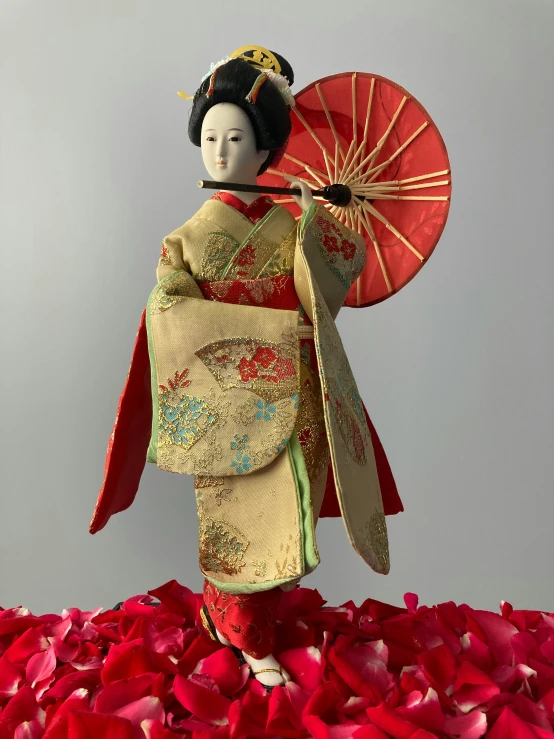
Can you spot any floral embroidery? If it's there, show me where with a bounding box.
[231,434,252,474]
[198,231,241,282]
[150,271,202,314]
[295,363,329,483]
[196,337,299,403]
[215,487,233,506]
[309,209,365,288]
[223,228,283,281]
[159,369,191,392]
[199,515,249,575]
[159,241,171,265]
[252,559,267,578]
[257,228,296,278]
[232,243,256,271]
[254,399,276,421]
[331,394,367,466]
[158,393,218,449]
[194,476,225,489]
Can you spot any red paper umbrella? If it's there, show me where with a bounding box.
[259,72,452,307]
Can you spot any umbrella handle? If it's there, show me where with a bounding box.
[198,180,358,205]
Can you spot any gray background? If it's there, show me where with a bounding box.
[1,0,553,615]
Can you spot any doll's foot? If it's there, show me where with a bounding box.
[241,651,290,690]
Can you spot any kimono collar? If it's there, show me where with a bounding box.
[211,191,275,224]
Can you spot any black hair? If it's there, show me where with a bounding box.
[188,51,294,175]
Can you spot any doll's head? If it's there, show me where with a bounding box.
[188,49,294,177]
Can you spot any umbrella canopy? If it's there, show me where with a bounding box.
[260,72,452,307]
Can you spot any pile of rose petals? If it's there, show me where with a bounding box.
[1,582,553,738]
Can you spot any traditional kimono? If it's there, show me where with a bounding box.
[90,191,403,654]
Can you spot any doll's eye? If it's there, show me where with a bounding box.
[206,136,216,142]
[229,136,241,142]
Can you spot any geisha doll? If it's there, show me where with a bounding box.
[90,45,403,690]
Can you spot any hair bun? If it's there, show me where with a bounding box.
[269,51,294,86]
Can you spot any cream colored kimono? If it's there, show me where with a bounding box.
[145,198,389,593]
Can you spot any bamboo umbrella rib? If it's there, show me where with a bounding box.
[291,106,336,168]
[282,154,330,182]
[316,83,345,164]
[360,200,424,261]
[334,142,339,183]
[342,138,370,183]
[339,140,356,183]
[355,179,450,193]
[265,167,321,190]
[352,200,393,294]
[304,165,327,188]
[351,73,358,169]
[368,95,408,173]
[369,195,450,201]
[322,149,334,184]
[345,78,376,183]
[375,170,450,187]
[364,121,429,185]
[345,95,407,185]
[359,77,375,167]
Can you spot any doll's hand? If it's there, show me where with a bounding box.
[284,175,314,212]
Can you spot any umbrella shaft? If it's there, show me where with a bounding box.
[197,180,362,205]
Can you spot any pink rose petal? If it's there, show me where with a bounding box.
[113,695,165,726]
[14,721,44,739]
[443,710,487,739]
[25,647,56,689]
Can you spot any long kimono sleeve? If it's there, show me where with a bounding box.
[146,229,303,478]
[293,204,391,575]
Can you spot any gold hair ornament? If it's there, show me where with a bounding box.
[177,44,294,106]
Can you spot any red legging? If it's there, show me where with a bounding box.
[203,580,283,660]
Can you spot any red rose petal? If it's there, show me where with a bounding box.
[366,702,423,739]
[173,674,230,726]
[44,670,101,700]
[279,647,322,691]
[487,706,540,739]
[403,594,419,614]
[4,628,49,665]
[93,673,161,714]
[140,719,183,738]
[511,694,551,731]
[67,711,135,739]
[266,686,304,736]
[327,637,391,700]
[147,581,199,623]
[101,639,157,685]
[417,644,456,692]
[0,656,24,700]
[396,688,445,732]
[195,648,248,696]
[459,632,493,672]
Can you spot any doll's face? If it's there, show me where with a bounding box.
[200,103,269,183]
